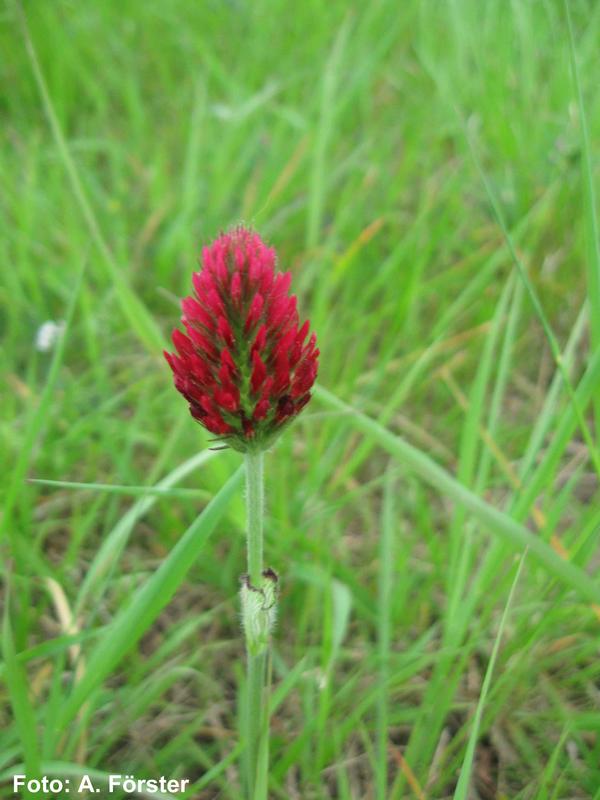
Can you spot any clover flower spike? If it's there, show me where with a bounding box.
[164,227,319,451]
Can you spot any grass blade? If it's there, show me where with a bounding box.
[376,465,395,800]
[306,16,350,250]
[15,1,164,354]
[421,40,600,477]
[314,385,600,605]
[57,466,244,730]
[453,550,526,799]
[1,262,83,540]
[75,450,218,611]
[564,0,600,429]
[2,582,41,790]
[28,478,209,500]
[462,125,600,480]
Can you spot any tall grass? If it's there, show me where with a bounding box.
[1,0,599,796]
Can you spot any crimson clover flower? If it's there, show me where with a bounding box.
[165,227,319,451]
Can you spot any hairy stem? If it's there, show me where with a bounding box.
[246,450,264,586]
[244,450,268,800]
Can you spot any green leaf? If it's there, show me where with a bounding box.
[565,0,600,430]
[57,466,244,730]
[2,584,41,787]
[314,385,600,606]
[453,551,526,799]
[75,450,218,611]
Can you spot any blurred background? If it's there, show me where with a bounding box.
[1,0,600,797]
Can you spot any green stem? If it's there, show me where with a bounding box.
[244,450,268,800]
[245,450,264,586]
[247,650,267,798]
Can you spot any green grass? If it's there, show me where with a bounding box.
[1,0,600,797]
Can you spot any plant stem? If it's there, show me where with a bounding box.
[247,650,267,798]
[246,450,264,586]
[244,449,268,800]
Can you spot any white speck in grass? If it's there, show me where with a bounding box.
[35,320,65,352]
[314,668,328,691]
[211,103,234,120]
[301,667,328,690]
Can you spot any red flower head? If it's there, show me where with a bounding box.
[165,227,319,451]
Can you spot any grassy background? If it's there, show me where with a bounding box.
[1,0,600,797]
